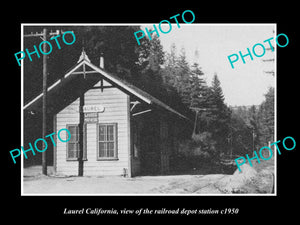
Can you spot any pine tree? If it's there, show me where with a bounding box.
[176,47,193,106]
[162,46,193,107]
[229,108,253,156]
[189,62,213,133]
[161,43,178,88]
[137,34,165,73]
[258,87,275,145]
[135,34,165,98]
[209,74,231,154]
[160,44,190,114]
[211,73,225,107]
[247,105,260,150]
[190,62,206,107]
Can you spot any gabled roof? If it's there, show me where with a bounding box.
[24,52,188,120]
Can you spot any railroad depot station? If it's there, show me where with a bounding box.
[24,51,191,177]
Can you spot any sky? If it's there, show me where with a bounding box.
[155,24,276,106]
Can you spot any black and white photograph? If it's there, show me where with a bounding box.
[21,24,276,195]
[3,5,299,220]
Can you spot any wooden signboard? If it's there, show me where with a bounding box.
[83,105,105,113]
[84,112,98,123]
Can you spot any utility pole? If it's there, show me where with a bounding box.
[42,28,48,175]
[263,30,275,76]
[24,28,61,175]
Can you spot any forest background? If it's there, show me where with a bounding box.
[23,25,275,170]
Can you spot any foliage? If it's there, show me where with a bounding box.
[228,108,254,156]
[208,74,232,153]
[257,87,275,145]
[161,46,232,158]
[229,87,275,156]
[192,132,218,159]
[179,131,217,162]
[24,26,146,102]
[25,25,259,163]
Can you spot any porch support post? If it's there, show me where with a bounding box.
[78,94,84,176]
[127,95,132,178]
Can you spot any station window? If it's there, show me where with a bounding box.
[97,123,118,160]
[66,124,87,161]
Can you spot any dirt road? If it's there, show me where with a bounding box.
[22,164,274,195]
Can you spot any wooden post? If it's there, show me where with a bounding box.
[192,110,199,137]
[78,94,84,176]
[78,62,86,176]
[127,95,132,178]
[24,29,64,176]
[42,28,47,175]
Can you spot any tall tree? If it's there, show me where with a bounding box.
[189,62,212,133]
[258,87,275,145]
[228,86,274,157]
[190,62,206,107]
[247,105,261,150]
[209,74,231,154]
[136,34,167,101]
[176,47,193,106]
[160,44,192,114]
[211,73,225,106]
[228,108,253,156]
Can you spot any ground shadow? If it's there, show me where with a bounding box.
[146,155,238,177]
[169,162,236,176]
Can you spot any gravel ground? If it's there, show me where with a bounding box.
[22,162,274,195]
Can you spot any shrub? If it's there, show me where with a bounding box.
[179,131,219,161]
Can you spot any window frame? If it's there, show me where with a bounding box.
[66,124,80,161]
[66,124,87,161]
[96,123,118,161]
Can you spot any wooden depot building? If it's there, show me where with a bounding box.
[24,51,190,177]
